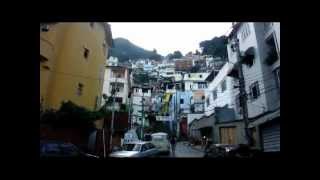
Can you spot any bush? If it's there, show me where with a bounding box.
[40,101,109,129]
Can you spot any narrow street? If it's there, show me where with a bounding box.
[158,141,204,158]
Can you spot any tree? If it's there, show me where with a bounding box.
[173,51,183,58]
[168,51,183,60]
[153,48,157,54]
[186,51,193,56]
[199,36,228,58]
[195,49,200,55]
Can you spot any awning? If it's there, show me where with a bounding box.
[249,109,280,128]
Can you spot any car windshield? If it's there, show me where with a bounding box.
[152,135,166,141]
[122,144,141,151]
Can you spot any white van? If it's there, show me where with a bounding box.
[151,132,170,155]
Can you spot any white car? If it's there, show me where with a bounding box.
[109,141,159,158]
[151,132,170,155]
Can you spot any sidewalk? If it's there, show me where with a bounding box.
[180,141,204,152]
[191,145,204,152]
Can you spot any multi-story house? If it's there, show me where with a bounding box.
[107,56,119,66]
[159,62,175,78]
[131,85,152,128]
[227,22,280,152]
[174,59,194,72]
[40,22,112,111]
[101,65,131,110]
[202,62,245,145]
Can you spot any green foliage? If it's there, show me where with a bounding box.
[41,101,108,129]
[167,51,183,60]
[200,36,228,58]
[109,38,163,62]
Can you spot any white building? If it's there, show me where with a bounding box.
[101,66,130,110]
[183,72,209,91]
[226,22,280,151]
[227,22,280,119]
[158,63,175,78]
[107,56,119,66]
[131,86,152,128]
[204,62,241,118]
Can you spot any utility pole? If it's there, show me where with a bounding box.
[140,87,145,140]
[128,87,131,130]
[102,94,107,158]
[232,38,253,146]
[109,78,117,152]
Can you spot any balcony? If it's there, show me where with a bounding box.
[264,35,279,66]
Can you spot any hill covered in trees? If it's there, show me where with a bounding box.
[199,36,228,58]
[109,38,163,62]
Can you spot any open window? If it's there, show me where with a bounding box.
[241,47,255,67]
[84,48,90,59]
[265,34,279,65]
[40,54,48,63]
[250,81,260,100]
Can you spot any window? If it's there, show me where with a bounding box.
[198,82,207,89]
[213,90,217,100]
[199,74,202,78]
[141,145,148,152]
[250,82,260,100]
[221,80,226,92]
[188,74,191,78]
[40,54,48,63]
[84,48,89,59]
[180,98,184,104]
[206,98,210,106]
[148,143,155,149]
[77,83,84,96]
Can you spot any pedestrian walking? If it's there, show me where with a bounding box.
[202,136,208,149]
[170,135,176,156]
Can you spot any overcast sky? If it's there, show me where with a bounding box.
[109,22,232,56]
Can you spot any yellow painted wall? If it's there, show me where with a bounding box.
[40,23,111,111]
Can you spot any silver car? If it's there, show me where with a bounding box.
[109,141,159,158]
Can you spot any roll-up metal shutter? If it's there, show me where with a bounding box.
[262,123,280,152]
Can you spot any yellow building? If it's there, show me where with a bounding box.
[40,22,113,111]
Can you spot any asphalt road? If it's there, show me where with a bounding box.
[157,141,204,158]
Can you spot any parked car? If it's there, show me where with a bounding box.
[151,132,170,155]
[40,140,99,159]
[109,141,159,158]
[204,143,236,158]
[204,143,261,158]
